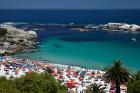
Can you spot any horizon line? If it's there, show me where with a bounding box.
[0,8,140,10]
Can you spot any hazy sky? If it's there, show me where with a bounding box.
[0,0,140,9]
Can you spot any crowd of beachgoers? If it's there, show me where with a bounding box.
[0,56,127,93]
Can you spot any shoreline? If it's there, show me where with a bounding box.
[0,56,105,76]
[0,56,128,93]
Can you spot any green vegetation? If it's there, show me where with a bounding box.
[45,67,53,74]
[85,83,106,93]
[127,71,140,93]
[0,72,67,93]
[103,60,131,93]
[0,76,20,93]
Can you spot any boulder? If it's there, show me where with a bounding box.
[0,26,38,55]
[0,26,37,40]
[101,23,140,31]
[27,31,38,39]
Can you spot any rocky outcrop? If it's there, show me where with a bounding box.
[99,23,140,31]
[0,26,37,55]
[71,28,90,32]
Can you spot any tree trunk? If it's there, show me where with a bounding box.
[115,83,120,93]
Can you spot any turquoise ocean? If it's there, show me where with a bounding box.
[0,9,140,72]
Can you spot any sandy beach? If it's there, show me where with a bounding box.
[0,56,128,93]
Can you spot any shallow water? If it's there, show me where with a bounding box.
[15,30,140,73]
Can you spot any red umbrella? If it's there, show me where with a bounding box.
[47,64,51,68]
[73,71,78,77]
[59,75,63,79]
[33,60,41,65]
[67,68,71,75]
[79,77,84,81]
[67,80,74,88]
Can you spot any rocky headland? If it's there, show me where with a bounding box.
[0,26,37,55]
[64,23,140,32]
[98,23,140,32]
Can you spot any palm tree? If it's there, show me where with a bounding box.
[102,60,131,93]
[134,70,140,80]
[127,71,140,93]
[85,83,106,93]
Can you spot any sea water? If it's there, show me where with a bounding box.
[0,9,140,72]
[15,30,140,73]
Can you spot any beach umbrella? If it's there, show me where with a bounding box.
[79,77,84,81]
[59,75,63,79]
[74,82,79,87]
[73,71,78,77]
[67,80,74,88]
[54,67,58,73]
[35,60,42,65]
[47,64,51,68]
[2,61,7,64]
[67,67,71,75]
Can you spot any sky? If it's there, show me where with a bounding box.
[0,0,140,9]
